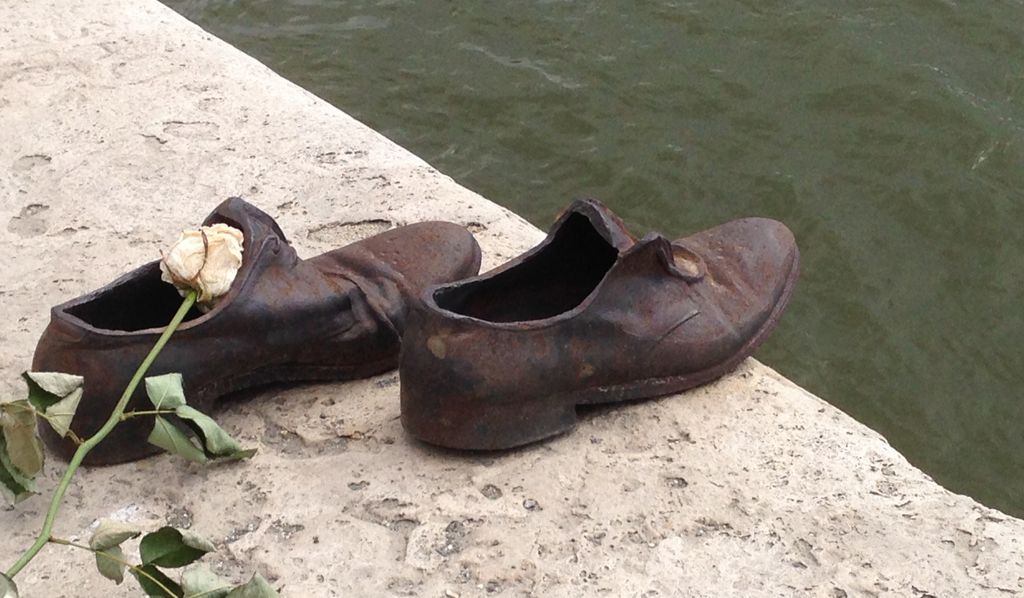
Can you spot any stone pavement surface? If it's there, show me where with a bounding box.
[1,1,1022,596]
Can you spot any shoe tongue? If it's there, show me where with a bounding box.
[202,196,289,248]
[557,199,636,252]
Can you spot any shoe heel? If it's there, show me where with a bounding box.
[401,389,577,450]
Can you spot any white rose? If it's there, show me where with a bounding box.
[159,223,244,310]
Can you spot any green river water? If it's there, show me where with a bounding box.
[164,0,1024,517]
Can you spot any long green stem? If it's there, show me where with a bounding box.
[121,409,178,420]
[5,291,197,579]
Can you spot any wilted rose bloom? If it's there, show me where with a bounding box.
[159,223,244,309]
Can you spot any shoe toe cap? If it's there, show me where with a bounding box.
[687,217,799,323]
[354,221,482,293]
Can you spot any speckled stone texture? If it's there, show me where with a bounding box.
[1,1,1022,596]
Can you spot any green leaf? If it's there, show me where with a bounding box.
[22,371,83,438]
[0,465,32,504]
[224,447,258,461]
[95,545,128,584]
[42,389,82,439]
[146,374,187,410]
[175,406,255,460]
[134,564,184,597]
[181,565,232,598]
[1,573,18,598]
[0,401,43,477]
[225,574,279,598]
[180,530,217,554]
[0,436,36,503]
[148,417,207,464]
[140,527,213,568]
[90,520,142,551]
[23,372,84,406]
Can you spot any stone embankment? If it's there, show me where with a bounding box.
[1,1,1022,596]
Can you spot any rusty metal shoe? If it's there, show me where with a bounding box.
[32,197,481,464]
[399,199,799,450]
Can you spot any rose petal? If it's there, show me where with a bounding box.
[160,223,244,306]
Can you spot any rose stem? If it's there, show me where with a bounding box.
[5,291,198,579]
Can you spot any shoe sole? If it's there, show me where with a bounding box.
[409,248,802,450]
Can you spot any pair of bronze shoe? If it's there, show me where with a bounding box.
[33,198,798,464]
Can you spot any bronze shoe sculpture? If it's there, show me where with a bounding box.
[399,199,799,449]
[33,197,481,464]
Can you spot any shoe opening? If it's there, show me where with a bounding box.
[65,262,204,331]
[434,213,619,322]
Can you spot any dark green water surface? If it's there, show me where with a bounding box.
[164,0,1024,516]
